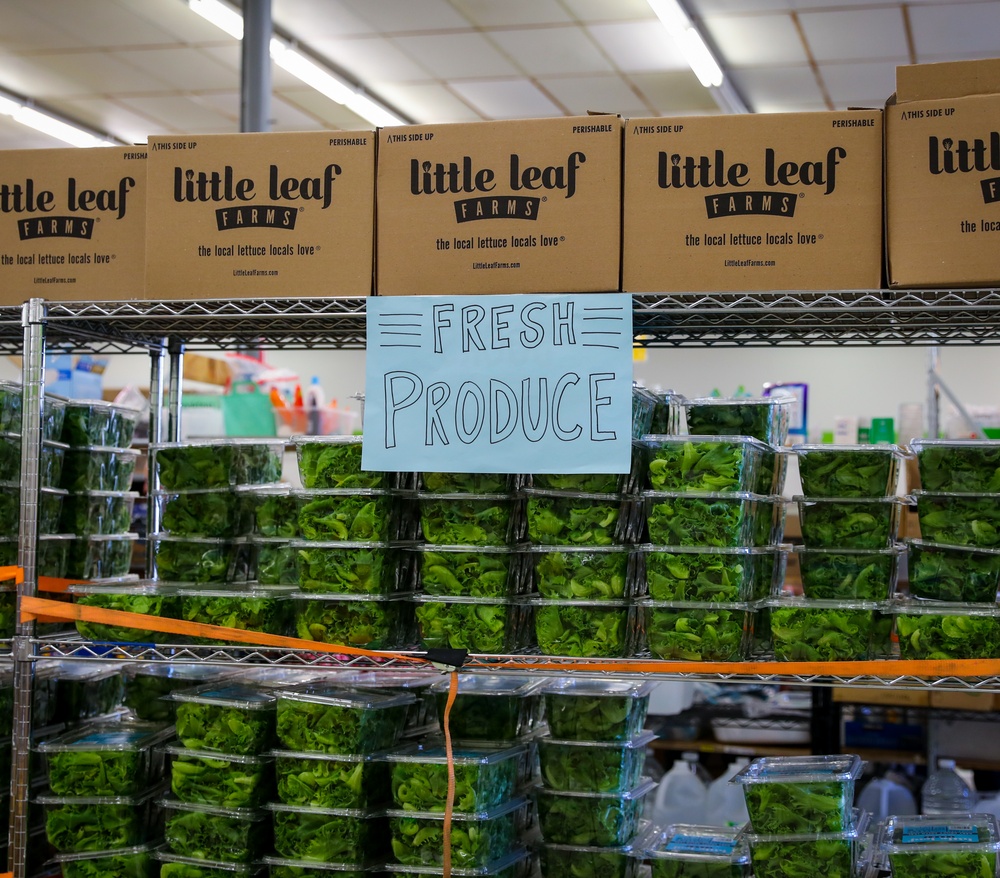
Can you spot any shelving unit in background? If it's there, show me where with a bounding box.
[8,288,1000,876]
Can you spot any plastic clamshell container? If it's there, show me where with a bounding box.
[171,682,277,756]
[529,598,638,658]
[794,545,904,601]
[38,533,73,577]
[265,857,380,878]
[910,439,1000,493]
[0,433,20,482]
[766,598,882,662]
[880,813,1000,878]
[67,580,180,642]
[681,396,790,445]
[51,843,155,878]
[178,585,292,644]
[529,545,635,601]
[251,538,299,587]
[793,444,904,499]
[0,380,20,433]
[292,540,400,595]
[149,534,246,584]
[756,445,788,497]
[61,445,138,493]
[529,470,625,494]
[294,488,393,542]
[38,721,173,797]
[153,488,253,539]
[40,486,68,531]
[0,436,67,487]
[164,744,273,810]
[913,490,1000,548]
[418,492,517,547]
[732,755,864,834]
[641,491,770,548]
[537,730,656,793]
[742,809,870,878]
[271,748,390,810]
[294,434,387,490]
[641,544,785,603]
[542,678,653,743]
[38,786,162,853]
[638,435,767,494]
[274,684,415,755]
[413,544,526,599]
[387,742,525,813]
[413,595,529,655]
[155,850,266,878]
[640,599,753,662]
[0,482,66,532]
[266,801,386,863]
[61,399,140,448]
[123,662,235,723]
[884,599,1000,660]
[290,592,415,650]
[40,660,129,724]
[240,485,300,538]
[386,796,529,868]
[419,471,512,493]
[380,847,532,878]
[533,778,656,847]
[796,495,904,549]
[65,532,138,580]
[160,798,270,864]
[151,439,284,490]
[906,538,1000,602]
[524,488,625,547]
[61,489,139,536]
[642,824,750,878]
[429,675,544,743]
[541,840,638,878]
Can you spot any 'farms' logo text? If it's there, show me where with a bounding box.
[172,164,342,230]
[409,153,586,223]
[928,133,1000,204]
[656,147,848,219]
[1,176,136,241]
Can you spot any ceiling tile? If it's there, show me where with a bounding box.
[0,53,106,99]
[454,0,573,27]
[273,0,375,38]
[490,26,614,76]
[393,33,520,78]
[790,0,907,8]
[692,0,792,12]
[118,94,238,133]
[17,51,168,96]
[266,94,329,131]
[539,74,650,115]
[818,61,898,107]
[586,21,688,73]
[46,96,171,143]
[0,5,84,51]
[336,0,471,32]
[703,13,808,66]
[560,0,653,22]
[0,115,66,149]
[799,8,908,62]
[277,87,373,129]
[115,47,238,92]
[23,0,181,47]
[909,2,1000,58]
[310,36,433,83]
[375,82,484,123]
[450,79,563,118]
[113,0,235,43]
[629,70,722,114]
[736,65,826,112]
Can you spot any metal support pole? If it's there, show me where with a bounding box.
[146,343,168,575]
[8,298,46,876]
[167,340,185,443]
[241,0,272,133]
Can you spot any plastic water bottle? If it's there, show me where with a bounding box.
[921,759,975,815]
[652,752,708,826]
[704,758,750,828]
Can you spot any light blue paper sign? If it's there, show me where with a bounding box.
[363,293,633,474]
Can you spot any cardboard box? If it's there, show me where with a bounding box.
[928,691,997,712]
[145,131,374,300]
[886,60,1000,288]
[833,687,930,707]
[623,111,883,292]
[375,117,622,296]
[0,145,147,304]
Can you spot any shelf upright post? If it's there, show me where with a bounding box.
[8,298,46,876]
[167,339,185,443]
[146,341,168,573]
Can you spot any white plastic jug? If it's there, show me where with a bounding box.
[704,758,750,828]
[857,776,917,823]
[652,753,708,827]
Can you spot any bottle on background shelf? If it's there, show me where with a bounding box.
[651,751,709,827]
[921,758,975,815]
[704,757,750,828]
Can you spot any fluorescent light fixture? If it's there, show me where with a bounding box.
[648,0,724,88]
[0,92,114,147]
[189,0,406,126]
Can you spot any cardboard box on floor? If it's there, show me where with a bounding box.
[886,59,1000,288]
[0,145,147,304]
[376,116,622,296]
[623,111,883,293]
[145,131,375,300]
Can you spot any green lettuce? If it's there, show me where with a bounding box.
[436,691,541,742]
[422,472,508,492]
[235,442,282,485]
[254,540,299,586]
[420,496,511,546]
[647,440,756,493]
[889,851,996,878]
[161,491,249,538]
[544,693,647,742]
[391,756,517,812]
[909,543,1000,602]
[299,441,384,489]
[917,494,1000,547]
[645,605,746,661]
[748,838,853,878]
[170,750,271,809]
[154,444,236,490]
[272,808,378,862]
[62,403,137,448]
[61,448,136,492]
[0,435,19,481]
[415,600,512,653]
[297,544,392,594]
[75,592,178,642]
[298,494,389,541]
[269,866,368,878]
[917,444,1000,493]
[252,492,300,538]
[535,790,643,846]
[541,846,635,878]
[153,539,234,583]
[124,673,197,722]
[59,848,151,878]
[47,750,142,797]
[160,863,238,878]
[770,606,874,661]
[651,861,744,878]
[45,801,144,852]
[538,739,642,793]
[164,806,266,863]
[798,551,895,600]
[646,550,750,602]
[175,700,274,755]
[389,810,519,867]
[646,496,755,547]
[0,383,21,433]
[527,496,620,546]
[66,536,135,580]
[799,500,894,549]
[533,472,621,493]
[534,550,628,600]
[293,597,407,649]
[743,781,850,834]
[276,754,388,809]
[895,611,1000,660]
[61,492,134,536]
[420,549,512,597]
[797,448,895,498]
[534,603,630,657]
[276,697,408,755]
[685,402,776,443]
[181,592,287,645]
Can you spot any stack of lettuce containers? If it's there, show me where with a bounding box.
[637,823,751,877]
[733,755,868,878]
[878,813,1000,878]
[776,443,908,661]
[536,678,655,878]
[893,439,1000,659]
[155,680,278,876]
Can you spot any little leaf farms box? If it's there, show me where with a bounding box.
[0,145,147,304]
[145,131,374,299]
[376,116,622,296]
[886,59,1000,288]
[623,111,883,292]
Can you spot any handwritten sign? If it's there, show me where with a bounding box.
[363,293,633,474]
